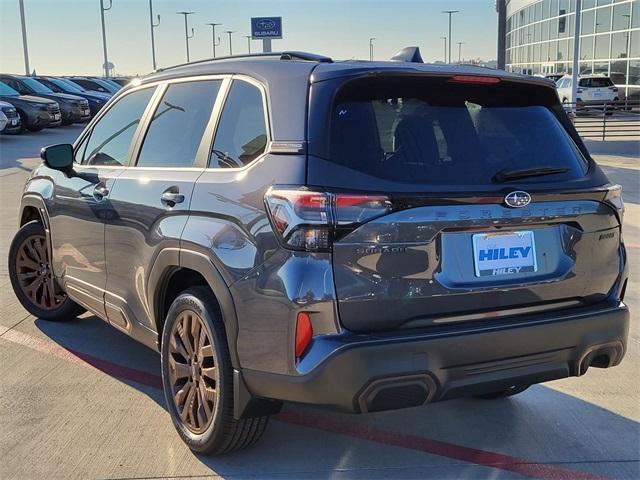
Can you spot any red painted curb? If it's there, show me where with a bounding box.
[275,410,609,480]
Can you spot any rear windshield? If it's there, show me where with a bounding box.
[319,78,587,188]
[579,77,613,87]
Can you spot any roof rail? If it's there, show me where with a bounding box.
[154,51,332,73]
[279,51,333,63]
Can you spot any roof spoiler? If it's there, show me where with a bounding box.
[390,46,424,63]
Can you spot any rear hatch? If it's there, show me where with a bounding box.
[306,73,624,332]
[578,77,617,102]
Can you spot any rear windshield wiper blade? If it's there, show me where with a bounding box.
[492,167,569,183]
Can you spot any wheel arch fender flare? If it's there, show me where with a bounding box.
[20,193,51,228]
[148,248,276,419]
[148,247,241,370]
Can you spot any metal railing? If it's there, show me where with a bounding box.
[564,101,640,140]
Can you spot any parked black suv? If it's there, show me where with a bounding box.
[9,52,629,455]
[65,76,120,94]
[0,80,61,131]
[33,76,110,117]
[0,74,90,125]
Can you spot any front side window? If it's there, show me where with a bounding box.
[136,80,221,168]
[81,87,154,166]
[210,80,268,168]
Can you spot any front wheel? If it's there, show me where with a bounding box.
[8,220,85,320]
[161,286,269,455]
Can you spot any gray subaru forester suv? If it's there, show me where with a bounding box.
[9,51,629,455]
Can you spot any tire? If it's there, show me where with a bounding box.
[475,384,530,400]
[8,220,85,320]
[161,286,269,455]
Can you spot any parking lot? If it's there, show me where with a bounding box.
[0,126,638,479]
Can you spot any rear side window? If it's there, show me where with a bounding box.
[318,78,587,188]
[136,80,221,168]
[81,87,154,166]
[579,77,614,87]
[210,80,268,168]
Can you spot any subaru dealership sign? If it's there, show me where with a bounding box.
[251,17,282,39]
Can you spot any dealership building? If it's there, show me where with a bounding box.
[498,0,639,98]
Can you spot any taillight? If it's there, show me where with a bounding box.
[264,188,392,251]
[604,184,624,221]
[576,88,584,93]
[610,86,618,92]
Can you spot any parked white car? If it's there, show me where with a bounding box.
[556,74,619,108]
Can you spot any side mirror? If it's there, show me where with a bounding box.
[41,144,74,171]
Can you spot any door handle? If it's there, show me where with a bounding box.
[93,184,109,200]
[161,191,185,207]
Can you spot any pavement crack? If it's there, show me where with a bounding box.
[0,313,32,338]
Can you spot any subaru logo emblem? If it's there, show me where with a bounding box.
[504,191,531,208]
[257,19,276,29]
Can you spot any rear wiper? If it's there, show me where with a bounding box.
[492,166,569,183]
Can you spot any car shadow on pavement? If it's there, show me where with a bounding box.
[33,313,640,479]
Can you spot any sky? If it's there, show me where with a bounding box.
[0,0,499,76]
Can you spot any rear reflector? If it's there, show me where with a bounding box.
[449,75,501,84]
[295,312,313,358]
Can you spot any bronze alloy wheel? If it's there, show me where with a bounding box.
[168,310,219,434]
[15,233,65,310]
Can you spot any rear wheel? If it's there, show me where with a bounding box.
[8,220,85,320]
[475,384,530,400]
[161,286,269,455]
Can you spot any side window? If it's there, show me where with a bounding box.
[136,80,221,168]
[4,79,25,93]
[82,87,154,166]
[210,80,268,168]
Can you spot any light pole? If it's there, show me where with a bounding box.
[206,23,222,58]
[440,36,447,63]
[100,0,113,77]
[369,37,376,61]
[570,0,582,107]
[177,11,195,62]
[245,35,251,53]
[442,10,459,63]
[457,41,464,63]
[148,0,160,70]
[18,0,30,75]
[225,30,236,56]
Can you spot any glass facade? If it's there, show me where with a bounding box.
[505,0,639,99]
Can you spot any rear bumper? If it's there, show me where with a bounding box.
[243,303,629,413]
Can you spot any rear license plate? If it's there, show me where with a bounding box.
[593,92,603,97]
[472,231,537,277]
